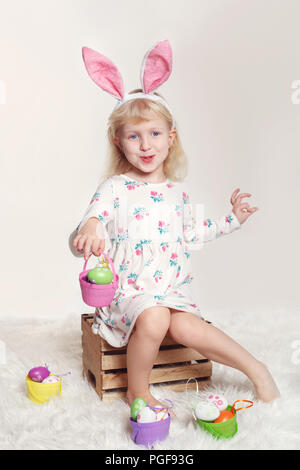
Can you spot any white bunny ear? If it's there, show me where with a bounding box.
[141,40,173,94]
[82,47,125,100]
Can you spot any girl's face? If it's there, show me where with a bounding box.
[114,117,176,179]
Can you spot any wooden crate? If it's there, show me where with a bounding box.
[81,314,212,402]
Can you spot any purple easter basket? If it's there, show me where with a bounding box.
[129,415,170,448]
[79,253,119,308]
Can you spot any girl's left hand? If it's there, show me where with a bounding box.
[230,188,259,225]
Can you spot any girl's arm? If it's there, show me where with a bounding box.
[182,190,240,250]
[182,188,258,250]
[69,177,115,259]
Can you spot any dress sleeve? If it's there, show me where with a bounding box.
[69,177,115,257]
[182,189,241,250]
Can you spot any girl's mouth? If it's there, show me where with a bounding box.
[140,155,155,163]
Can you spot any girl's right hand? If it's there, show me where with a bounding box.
[72,217,105,260]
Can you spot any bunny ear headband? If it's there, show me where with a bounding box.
[82,39,175,128]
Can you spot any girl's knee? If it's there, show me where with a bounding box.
[169,313,205,345]
[135,306,170,342]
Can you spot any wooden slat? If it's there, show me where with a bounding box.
[100,379,211,402]
[101,362,212,390]
[101,348,207,370]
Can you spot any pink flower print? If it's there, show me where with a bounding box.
[121,314,131,327]
[182,192,189,204]
[170,252,178,267]
[226,215,234,223]
[136,284,144,291]
[176,265,181,278]
[174,204,181,217]
[135,239,151,255]
[89,192,100,204]
[113,197,120,209]
[127,272,137,285]
[158,220,170,235]
[190,303,197,308]
[133,207,149,220]
[119,258,130,272]
[150,191,164,202]
[153,270,163,283]
[99,210,109,223]
[160,242,169,252]
[116,227,128,246]
[204,218,213,228]
[167,183,173,188]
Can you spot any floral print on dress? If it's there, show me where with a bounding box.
[133,207,149,220]
[170,252,178,267]
[153,270,163,283]
[150,191,164,203]
[158,220,170,235]
[135,239,152,255]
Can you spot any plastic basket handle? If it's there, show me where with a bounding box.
[232,400,253,413]
[83,253,118,283]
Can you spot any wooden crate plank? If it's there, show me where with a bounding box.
[101,347,207,370]
[100,379,211,402]
[101,362,212,390]
[152,379,211,394]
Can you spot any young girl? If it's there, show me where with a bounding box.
[70,40,280,410]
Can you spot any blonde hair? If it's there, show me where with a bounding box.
[100,89,188,183]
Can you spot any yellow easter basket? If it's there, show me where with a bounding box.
[26,374,62,404]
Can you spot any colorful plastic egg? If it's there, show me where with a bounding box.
[206,393,228,411]
[214,409,235,423]
[137,406,157,423]
[28,366,50,383]
[87,267,113,285]
[131,397,147,421]
[194,401,220,422]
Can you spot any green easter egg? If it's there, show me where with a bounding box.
[87,267,113,285]
[131,398,147,420]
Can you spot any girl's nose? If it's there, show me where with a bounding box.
[140,137,151,151]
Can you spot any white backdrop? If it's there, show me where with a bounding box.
[0,0,299,319]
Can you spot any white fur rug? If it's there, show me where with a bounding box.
[0,309,299,450]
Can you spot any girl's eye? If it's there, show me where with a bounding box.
[129,134,137,139]
[152,131,160,136]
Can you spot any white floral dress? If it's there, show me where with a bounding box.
[74,174,241,347]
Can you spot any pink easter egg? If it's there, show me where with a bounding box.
[28,366,50,383]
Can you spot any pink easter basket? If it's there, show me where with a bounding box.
[79,253,119,307]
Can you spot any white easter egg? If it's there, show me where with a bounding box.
[194,401,220,421]
[206,393,228,411]
[137,406,157,423]
[42,375,60,384]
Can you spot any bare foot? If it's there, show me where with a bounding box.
[127,389,176,417]
[253,362,281,403]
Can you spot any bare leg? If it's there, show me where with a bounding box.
[126,306,172,410]
[168,311,280,402]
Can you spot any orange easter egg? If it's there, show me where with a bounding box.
[214,409,235,423]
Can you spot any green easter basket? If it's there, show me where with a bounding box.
[195,400,253,440]
[196,405,237,439]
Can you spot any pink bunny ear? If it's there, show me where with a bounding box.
[82,47,124,100]
[141,40,173,94]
